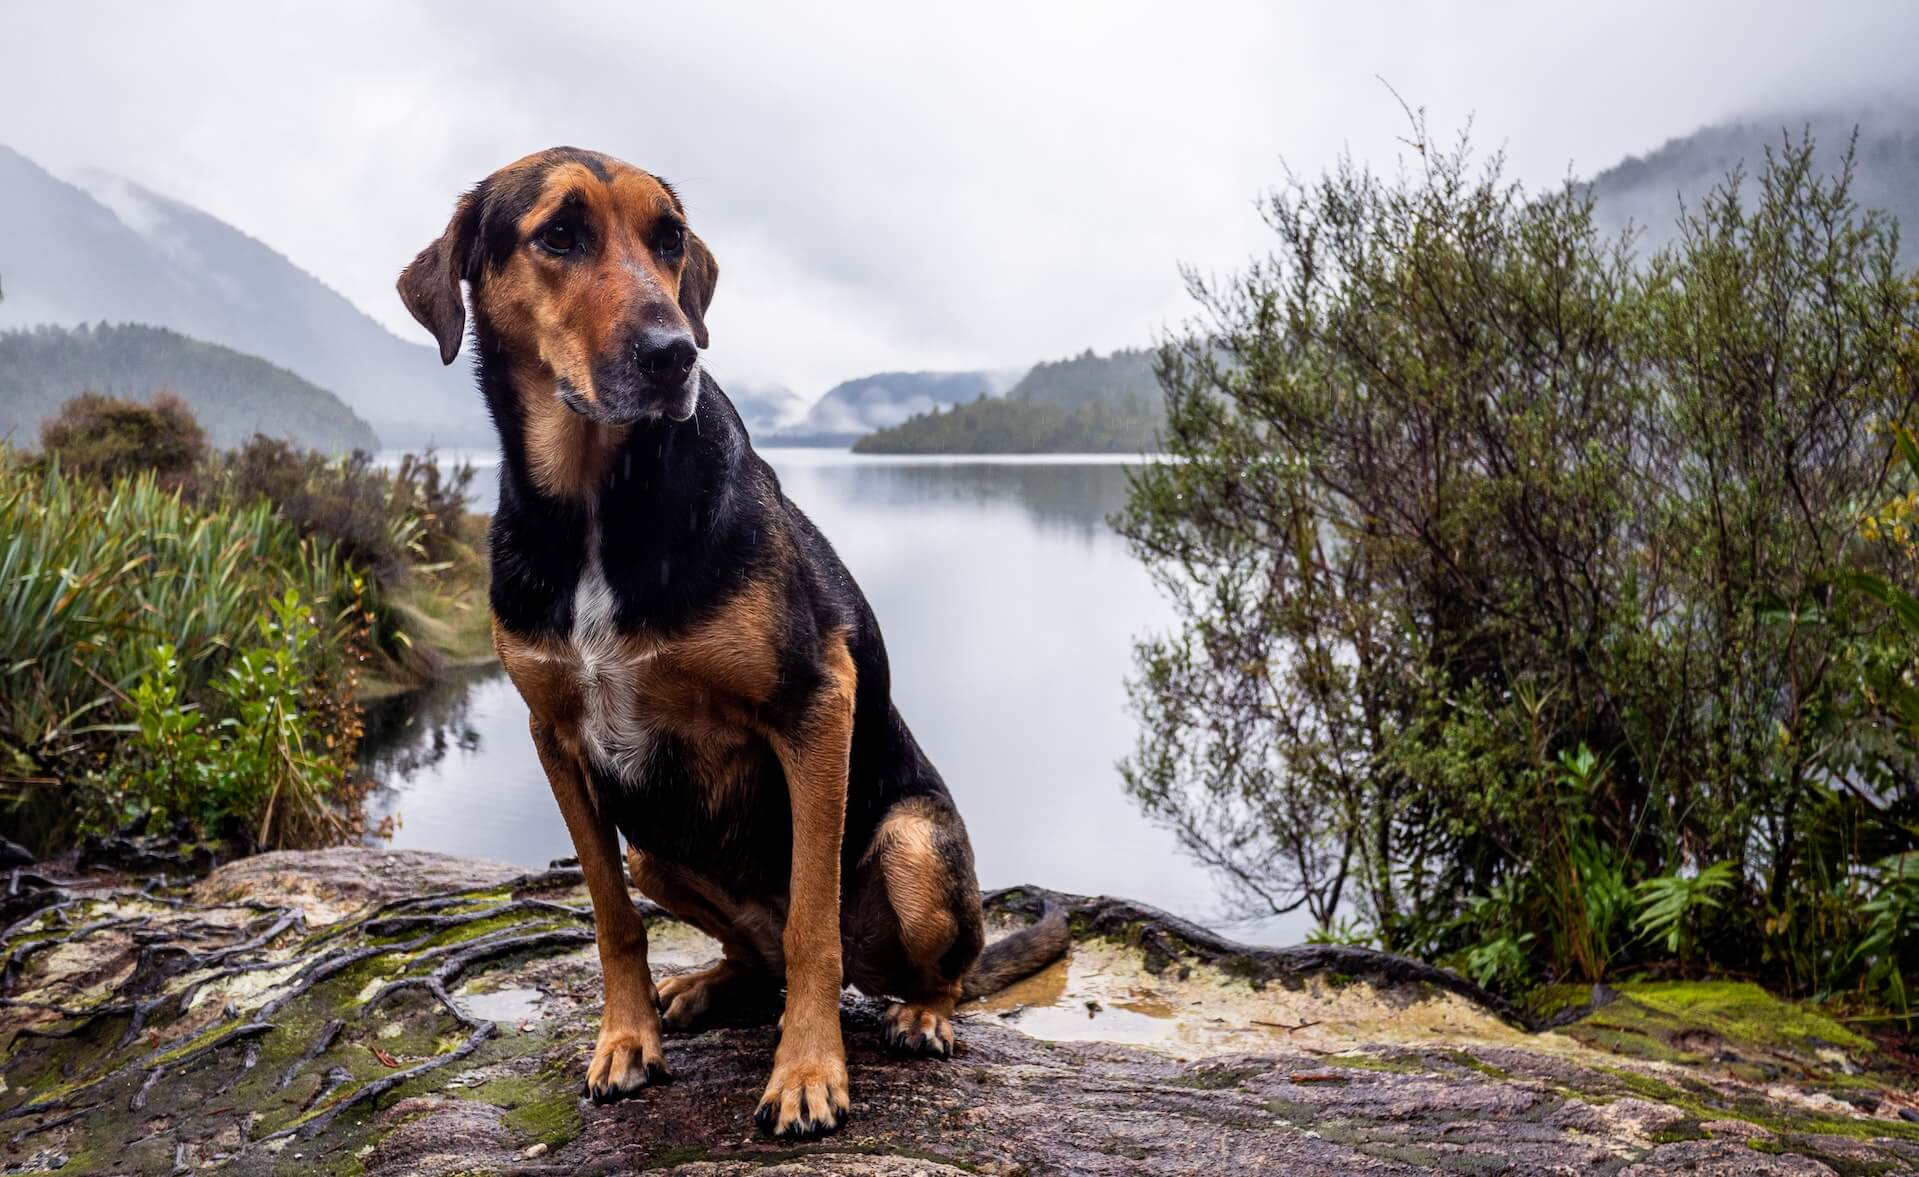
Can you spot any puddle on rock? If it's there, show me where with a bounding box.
[643,919,721,970]
[456,985,546,1025]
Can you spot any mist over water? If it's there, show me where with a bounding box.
[359,449,1312,946]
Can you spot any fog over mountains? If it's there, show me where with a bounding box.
[3,98,1917,454]
[1586,100,1919,268]
[0,146,478,449]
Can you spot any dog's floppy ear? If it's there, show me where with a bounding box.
[398,194,480,365]
[678,230,718,349]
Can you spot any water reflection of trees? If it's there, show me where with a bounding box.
[357,663,500,780]
[819,462,1139,540]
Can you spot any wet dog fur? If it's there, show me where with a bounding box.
[399,147,1066,1140]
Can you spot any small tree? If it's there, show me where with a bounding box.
[39,390,207,484]
[1119,120,1919,992]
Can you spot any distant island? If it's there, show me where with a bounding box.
[853,348,1164,454]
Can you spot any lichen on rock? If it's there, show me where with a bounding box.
[4,850,1917,1175]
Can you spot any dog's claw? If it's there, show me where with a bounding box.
[582,1030,670,1105]
[754,1052,850,1138]
[881,1002,956,1059]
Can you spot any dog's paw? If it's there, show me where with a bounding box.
[656,960,767,1031]
[881,1001,956,1058]
[753,1051,850,1139]
[583,1027,671,1105]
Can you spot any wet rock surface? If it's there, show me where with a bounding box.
[4,849,1917,1175]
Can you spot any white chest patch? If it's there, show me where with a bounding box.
[569,520,657,782]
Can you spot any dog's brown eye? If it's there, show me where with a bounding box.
[539,221,577,253]
[656,225,684,255]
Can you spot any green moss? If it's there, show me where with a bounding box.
[1598,1066,1684,1103]
[475,1056,584,1149]
[1437,1050,1511,1079]
[1648,1120,1709,1143]
[1522,983,1597,1022]
[1328,1052,1424,1074]
[1616,982,1871,1055]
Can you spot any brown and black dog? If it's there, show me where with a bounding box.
[398,148,1065,1139]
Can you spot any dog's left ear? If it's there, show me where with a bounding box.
[678,231,718,349]
[398,193,481,365]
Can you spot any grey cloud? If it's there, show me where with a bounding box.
[2,0,1915,399]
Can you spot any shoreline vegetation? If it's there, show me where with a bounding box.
[1121,125,1919,1020]
[0,393,492,856]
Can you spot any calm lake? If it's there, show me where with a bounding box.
[359,448,1309,945]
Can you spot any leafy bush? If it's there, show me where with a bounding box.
[214,436,475,585]
[0,453,367,848]
[1120,122,1919,996]
[38,389,207,484]
[109,594,346,846]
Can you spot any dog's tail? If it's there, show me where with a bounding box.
[960,903,1070,1000]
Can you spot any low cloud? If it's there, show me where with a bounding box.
[3,0,1915,398]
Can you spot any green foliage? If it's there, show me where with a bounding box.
[0,322,378,452]
[213,435,475,584]
[1850,853,1919,1020]
[1634,862,1738,960]
[0,452,366,849]
[1119,118,1919,997]
[110,593,344,846]
[38,390,207,483]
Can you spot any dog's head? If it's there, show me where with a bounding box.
[399,147,718,424]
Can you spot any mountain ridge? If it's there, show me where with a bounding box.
[0,146,485,449]
[0,322,379,452]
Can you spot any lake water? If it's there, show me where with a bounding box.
[359,448,1310,945]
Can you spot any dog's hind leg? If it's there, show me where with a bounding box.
[846,796,986,1059]
[628,848,782,1029]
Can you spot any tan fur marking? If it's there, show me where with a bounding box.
[527,712,666,1098]
[757,627,857,1132]
[630,848,786,974]
[510,358,626,499]
[866,797,959,967]
[493,617,583,738]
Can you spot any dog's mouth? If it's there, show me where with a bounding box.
[555,370,700,426]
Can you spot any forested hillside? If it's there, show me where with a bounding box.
[0,146,479,447]
[1588,101,1919,267]
[855,348,1163,453]
[0,323,378,451]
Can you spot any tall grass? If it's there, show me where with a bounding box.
[0,453,367,845]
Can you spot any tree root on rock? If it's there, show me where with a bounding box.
[0,865,603,1161]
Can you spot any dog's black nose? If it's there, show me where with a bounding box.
[638,334,698,385]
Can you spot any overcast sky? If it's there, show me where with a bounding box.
[3,1,1914,399]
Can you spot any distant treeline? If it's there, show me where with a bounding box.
[854,348,1164,453]
[0,322,379,452]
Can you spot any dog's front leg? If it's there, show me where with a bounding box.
[530,716,669,1103]
[756,640,856,1138]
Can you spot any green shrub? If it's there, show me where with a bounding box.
[1121,122,1919,996]
[212,435,476,582]
[38,389,207,484]
[0,452,366,848]
[110,593,345,846]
